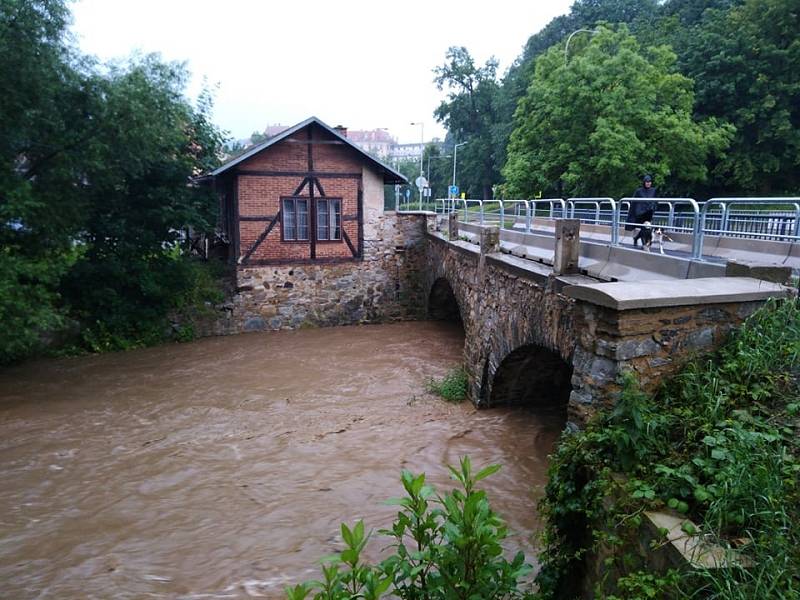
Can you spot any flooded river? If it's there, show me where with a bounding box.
[0,321,564,599]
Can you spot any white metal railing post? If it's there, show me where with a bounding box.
[722,202,730,233]
[691,199,707,259]
[524,200,531,232]
[794,203,800,237]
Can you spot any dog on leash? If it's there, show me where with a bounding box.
[633,221,653,251]
[652,227,673,254]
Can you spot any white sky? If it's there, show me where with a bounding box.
[69,0,573,144]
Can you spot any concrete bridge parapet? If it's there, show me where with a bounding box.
[424,223,794,426]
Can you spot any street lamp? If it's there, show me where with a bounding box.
[452,142,467,199]
[411,122,424,208]
[564,28,599,65]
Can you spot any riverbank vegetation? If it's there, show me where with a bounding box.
[0,0,225,364]
[536,298,799,598]
[425,366,468,403]
[286,456,534,600]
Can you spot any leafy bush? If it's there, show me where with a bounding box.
[536,298,800,599]
[286,456,533,600]
[425,366,468,403]
[63,254,225,353]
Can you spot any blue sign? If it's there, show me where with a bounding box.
[448,185,459,196]
[405,188,411,199]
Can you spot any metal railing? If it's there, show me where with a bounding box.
[617,197,701,250]
[434,196,800,260]
[692,198,800,258]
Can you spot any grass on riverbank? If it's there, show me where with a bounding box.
[425,366,468,403]
[536,298,800,599]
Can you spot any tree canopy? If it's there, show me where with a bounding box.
[433,47,502,199]
[433,0,796,199]
[0,0,224,362]
[675,0,800,195]
[503,27,732,198]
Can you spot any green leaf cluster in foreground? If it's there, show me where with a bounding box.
[286,456,533,600]
[536,298,800,599]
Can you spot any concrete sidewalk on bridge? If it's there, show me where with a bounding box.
[508,217,800,272]
[459,222,726,283]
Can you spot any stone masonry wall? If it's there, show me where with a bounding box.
[422,224,788,426]
[568,299,764,424]
[198,213,431,336]
[423,234,578,409]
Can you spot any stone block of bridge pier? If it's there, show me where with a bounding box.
[564,277,793,424]
[448,212,459,240]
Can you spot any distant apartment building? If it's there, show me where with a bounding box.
[345,129,396,159]
[253,124,440,163]
[388,142,426,162]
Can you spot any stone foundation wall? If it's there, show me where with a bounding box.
[195,213,432,336]
[568,300,763,424]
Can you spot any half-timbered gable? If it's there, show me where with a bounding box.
[211,117,406,266]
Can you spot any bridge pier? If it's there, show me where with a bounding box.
[564,279,791,424]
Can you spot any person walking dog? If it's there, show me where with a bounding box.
[625,175,657,247]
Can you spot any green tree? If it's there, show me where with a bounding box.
[60,56,225,350]
[0,0,89,361]
[433,47,502,199]
[250,130,269,145]
[675,0,800,195]
[0,0,225,361]
[496,0,659,182]
[423,142,451,200]
[383,157,419,210]
[503,26,733,198]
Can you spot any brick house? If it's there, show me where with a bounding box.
[211,116,406,266]
[205,117,428,334]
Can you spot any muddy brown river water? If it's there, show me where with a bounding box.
[0,321,564,599]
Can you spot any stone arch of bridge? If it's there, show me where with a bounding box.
[482,343,573,420]
[427,277,464,325]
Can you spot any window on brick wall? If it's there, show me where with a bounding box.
[316,198,341,241]
[282,198,309,241]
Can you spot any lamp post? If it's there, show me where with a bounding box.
[411,121,424,208]
[452,142,467,201]
[564,28,599,65]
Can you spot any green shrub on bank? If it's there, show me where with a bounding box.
[61,254,226,354]
[286,456,533,600]
[425,366,468,402]
[536,298,800,599]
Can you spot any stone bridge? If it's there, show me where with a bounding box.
[420,217,792,426]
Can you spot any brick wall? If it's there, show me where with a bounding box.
[234,124,365,263]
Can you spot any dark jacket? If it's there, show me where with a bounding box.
[625,185,658,230]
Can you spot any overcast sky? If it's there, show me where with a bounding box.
[69,0,573,144]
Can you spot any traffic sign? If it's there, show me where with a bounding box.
[415,176,428,190]
[448,185,459,197]
[404,188,411,199]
